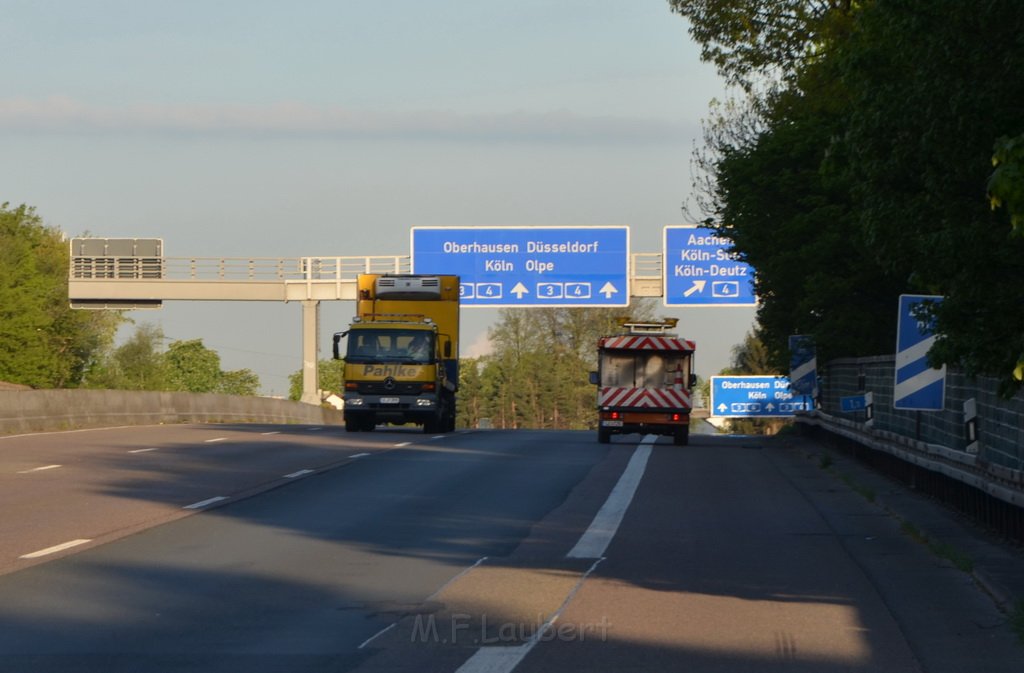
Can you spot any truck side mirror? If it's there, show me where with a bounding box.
[332,332,344,360]
[588,371,599,385]
[689,374,697,388]
[444,341,452,358]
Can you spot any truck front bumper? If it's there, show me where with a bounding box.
[344,393,438,423]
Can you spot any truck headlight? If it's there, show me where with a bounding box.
[416,399,434,407]
[347,398,364,406]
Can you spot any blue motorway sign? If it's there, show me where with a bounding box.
[709,375,812,418]
[788,334,817,395]
[894,294,946,411]
[411,226,629,307]
[840,393,869,412]
[664,226,756,307]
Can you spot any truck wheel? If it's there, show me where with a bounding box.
[673,427,689,446]
[598,428,611,444]
[360,417,376,432]
[345,417,360,432]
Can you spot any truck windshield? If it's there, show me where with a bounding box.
[346,330,434,364]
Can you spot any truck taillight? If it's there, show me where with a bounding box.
[610,411,621,420]
[671,413,681,421]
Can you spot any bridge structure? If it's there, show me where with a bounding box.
[67,238,666,404]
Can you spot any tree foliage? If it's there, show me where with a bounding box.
[287,358,345,401]
[87,326,260,395]
[457,301,659,430]
[677,0,1024,391]
[668,0,857,90]
[0,203,122,388]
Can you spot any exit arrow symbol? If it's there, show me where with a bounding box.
[599,282,618,299]
[511,282,529,299]
[683,280,706,297]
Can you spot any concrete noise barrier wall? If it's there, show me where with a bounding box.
[0,390,342,435]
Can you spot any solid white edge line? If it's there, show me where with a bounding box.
[129,448,158,454]
[183,496,228,510]
[204,437,227,443]
[261,431,281,436]
[358,622,397,650]
[350,452,371,459]
[283,469,314,479]
[394,442,412,447]
[17,464,62,474]
[307,427,322,432]
[566,435,656,559]
[454,557,605,673]
[20,539,92,559]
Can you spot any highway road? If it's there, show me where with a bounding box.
[0,422,1021,672]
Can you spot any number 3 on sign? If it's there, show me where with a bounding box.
[538,283,563,298]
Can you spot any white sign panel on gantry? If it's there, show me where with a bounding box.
[411,226,629,307]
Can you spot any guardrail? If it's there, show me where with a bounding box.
[0,390,343,435]
[798,355,1024,540]
[71,255,412,281]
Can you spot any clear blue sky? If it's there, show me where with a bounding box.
[1,0,755,396]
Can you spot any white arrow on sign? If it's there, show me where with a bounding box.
[599,282,618,299]
[765,403,776,412]
[511,282,529,299]
[683,280,707,297]
[717,403,728,413]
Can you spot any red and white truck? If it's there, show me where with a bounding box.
[590,318,697,445]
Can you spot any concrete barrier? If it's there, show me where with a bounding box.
[0,390,343,435]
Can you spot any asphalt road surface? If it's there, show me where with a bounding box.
[0,422,1020,672]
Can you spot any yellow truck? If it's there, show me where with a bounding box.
[332,274,460,433]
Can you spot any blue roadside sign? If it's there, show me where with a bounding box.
[663,225,756,307]
[841,394,868,412]
[411,226,629,307]
[709,375,812,418]
[788,335,817,395]
[894,294,946,411]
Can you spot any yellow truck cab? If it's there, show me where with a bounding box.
[333,274,459,433]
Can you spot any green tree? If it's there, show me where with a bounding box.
[465,301,660,430]
[218,368,261,396]
[287,358,345,401]
[86,323,168,390]
[988,134,1024,237]
[164,339,223,393]
[0,203,121,388]
[830,0,1024,391]
[668,0,858,90]
[677,0,1024,392]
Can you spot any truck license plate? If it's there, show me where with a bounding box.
[380,397,400,404]
[602,420,624,427]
